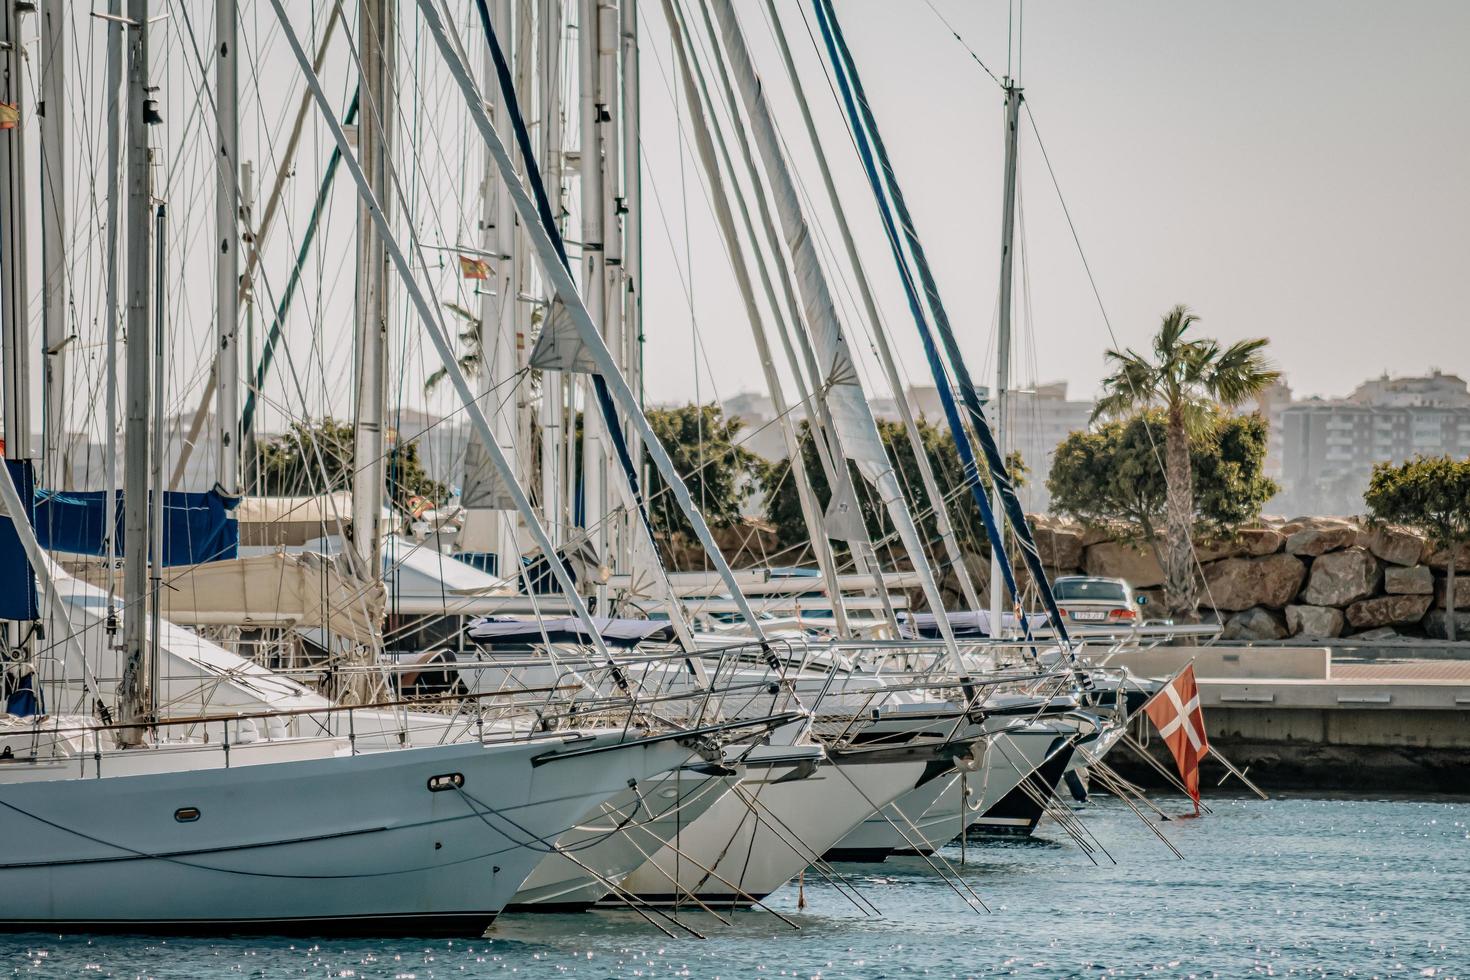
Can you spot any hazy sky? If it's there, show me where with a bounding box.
[636,0,1470,407]
[27,0,1470,485]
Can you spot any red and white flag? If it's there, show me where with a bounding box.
[1143,664,1210,811]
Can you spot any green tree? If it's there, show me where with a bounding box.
[763,417,1022,564]
[1048,410,1278,545]
[1364,455,1470,641]
[1093,305,1279,619]
[253,417,448,513]
[643,404,767,538]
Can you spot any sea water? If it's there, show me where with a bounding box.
[3,795,1466,978]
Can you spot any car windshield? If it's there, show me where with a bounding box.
[1054,579,1127,602]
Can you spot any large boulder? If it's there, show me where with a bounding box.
[1240,528,1286,557]
[1286,524,1358,557]
[1201,554,1307,611]
[1435,575,1470,610]
[1383,564,1434,595]
[1424,610,1470,640]
[1083,541,1164,588]
[1221,606,1288,641]
[1301,547,1382,607]
[1361,525,1428,567]
[1426,542,1470,572]
[1193,536,1246,563]
[1031,524,1085,570]
[1345,594,1432,630]
[1285,604,1344,639]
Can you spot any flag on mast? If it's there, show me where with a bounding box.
[1142,664,1210,812]
[458,254,491,280]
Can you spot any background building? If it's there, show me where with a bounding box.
[1277,371,1470,514]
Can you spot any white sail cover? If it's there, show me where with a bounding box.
[710,3,888,483]
[70,551,384,645]
[711,0,964,662]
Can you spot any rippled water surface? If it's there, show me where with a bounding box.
[3,795,1466,978]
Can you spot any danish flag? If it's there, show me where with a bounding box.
[1143,664,1210,811]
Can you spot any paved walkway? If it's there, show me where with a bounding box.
[1332,659,1470,682]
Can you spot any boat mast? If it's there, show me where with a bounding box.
[537,0,565,543]
[149,202,166,711]
[102,0,123,618]
[0,0,31,471]
[119,0,155,742]
[461,0,523,573]
[351,0,393,580]
[214,0,240,496]
[989,80,1022,638]
[597,0,625,576]
[619,0,642,489]
[39,0,67,489]
[576,0,607,597]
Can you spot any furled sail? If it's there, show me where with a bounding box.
[709,0,964,664]
[813,0,1074,649]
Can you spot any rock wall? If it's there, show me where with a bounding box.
[1025,514,1470,641]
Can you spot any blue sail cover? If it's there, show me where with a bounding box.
[33,487,240,566]
[0,460,39,621]
[898,610,1050,640]
[467,616,676,649]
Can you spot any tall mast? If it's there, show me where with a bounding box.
[119,0,155,741]
[149,202,167,710]
[537,0,565,542]
[620,0,642,476]
[351,0,393,579]
[989,81,1022,636]
[102,0,123,615]
[576,0,607,589]
[0,0,32,468]
[460,0,524,572]
[39,0,67,488]
[214,0,240,495]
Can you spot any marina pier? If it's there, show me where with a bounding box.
[1097,645,1470,791]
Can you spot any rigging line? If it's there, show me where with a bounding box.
[633,6,736,409]
[919,0,1003,89]
[1022,101,1225,612]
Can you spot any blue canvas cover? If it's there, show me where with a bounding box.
[33,487,240,566]
[0,459,39,621]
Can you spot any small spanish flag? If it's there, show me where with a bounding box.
[458,254,491,280]
[0,103,19,130]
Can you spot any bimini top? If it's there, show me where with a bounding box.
[466,615,677,649]
[897,609,1051,640]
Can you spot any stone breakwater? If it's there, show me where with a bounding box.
[1019,515,1470,641]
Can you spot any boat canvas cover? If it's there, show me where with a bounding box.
[0,459,39,621]
[70,551,384,645]
[897,609,1050,640]
[467,616,676,649]
[34,485,239,565]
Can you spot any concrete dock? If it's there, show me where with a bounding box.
[1090,646,1470,792]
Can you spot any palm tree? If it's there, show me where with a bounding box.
[423,303,483,394]
[1092,305,1279,619]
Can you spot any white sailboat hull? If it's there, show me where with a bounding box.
[510,765,736,909]
[614,751,923,906]
[829,722,1066,858]
[0,733,694,935]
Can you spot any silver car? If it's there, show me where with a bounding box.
[1052,575,1146,630]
